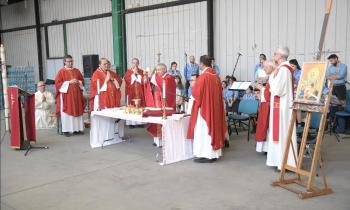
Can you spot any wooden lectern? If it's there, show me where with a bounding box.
[8,87,48,155]
[8,87,36,149]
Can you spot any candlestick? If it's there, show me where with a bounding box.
[162,79,166,99]
[97,79,101,111]
[162,98,167,120]
[97,79,100,94]
[162,78,167,120]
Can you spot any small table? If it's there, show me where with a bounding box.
[90,108,193,165]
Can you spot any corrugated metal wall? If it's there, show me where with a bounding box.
[0,0,35,30]
[215,0,350,81]
[47,25,64,58]
[40,0,111,23]
[125,0,176,8]
[1,0,349,82]
[125,1,208,71]
[0,0,112,82]
[66,17,114,72]
[2,29,39,81]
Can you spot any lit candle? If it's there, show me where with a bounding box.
[97,79,100,94]
[162,79,166,99]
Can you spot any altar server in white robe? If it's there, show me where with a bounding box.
[266,47,297,170]
[35,81,56,129]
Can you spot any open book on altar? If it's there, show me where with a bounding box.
[229,81,252,90]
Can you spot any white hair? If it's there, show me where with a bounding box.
[156,63,167,70]
[275,46,290,60]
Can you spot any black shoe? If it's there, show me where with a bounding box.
[63,132,72,137]
[225,139,230,148]
[74,131,84,135]
[194,158,218,163]
[152,143,157,147]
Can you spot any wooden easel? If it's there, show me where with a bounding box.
[272,84,334,199]
[272,0,335,199]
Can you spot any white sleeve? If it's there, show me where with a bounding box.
[131,74,137,85]
[59,81,70,93]
[151,74,158,87]
[136,74,142,83]
[35,94,42,109]
[94,95,99,111]
[270,67,289,97]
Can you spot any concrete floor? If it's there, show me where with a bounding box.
[1,127,350,210]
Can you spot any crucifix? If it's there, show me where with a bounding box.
[315,0,333,61]
[157,52,161,63]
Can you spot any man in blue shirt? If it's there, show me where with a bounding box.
[254,54,267,81]
[326,54,348,106]
[212,59,221,76]
[167,61,182,79]
[184,55,200,96]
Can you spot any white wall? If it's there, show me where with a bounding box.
[1,0,349,83]
[125,0,176,8]
[0,0,35,30]
[214,0,350,82]
[125,1,208,71]
[2,29,39,80]
[0,0,112,82]
[40,0,111,23]
[66,17,114,72]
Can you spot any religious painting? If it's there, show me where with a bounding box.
[295,62,328,103]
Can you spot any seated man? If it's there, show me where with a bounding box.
[35,81,56,129]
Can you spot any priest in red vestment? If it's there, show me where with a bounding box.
[90,58,122,111]
[124,58,145,107]
[187,55,226,163]
[55,55,85,137]
[255,60,276,152]
[147,63,176,147]
[143,67,156,108]
[124,58,145,126]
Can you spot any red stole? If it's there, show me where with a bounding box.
[272,64,295,142]
[90,68,122,111]
[255,83,271,142]
[55,67,85,117]
[187,68,226,150]
[124,69,145,107]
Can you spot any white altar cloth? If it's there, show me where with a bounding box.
[90,108,193,165]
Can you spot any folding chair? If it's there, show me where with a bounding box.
[227,99,259,141]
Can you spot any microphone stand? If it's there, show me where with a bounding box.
[232,53,242,78]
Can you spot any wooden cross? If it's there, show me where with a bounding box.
[157,52,161,63]
[316,0,333,60]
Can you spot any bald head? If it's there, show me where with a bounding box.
[37,81,46,93]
